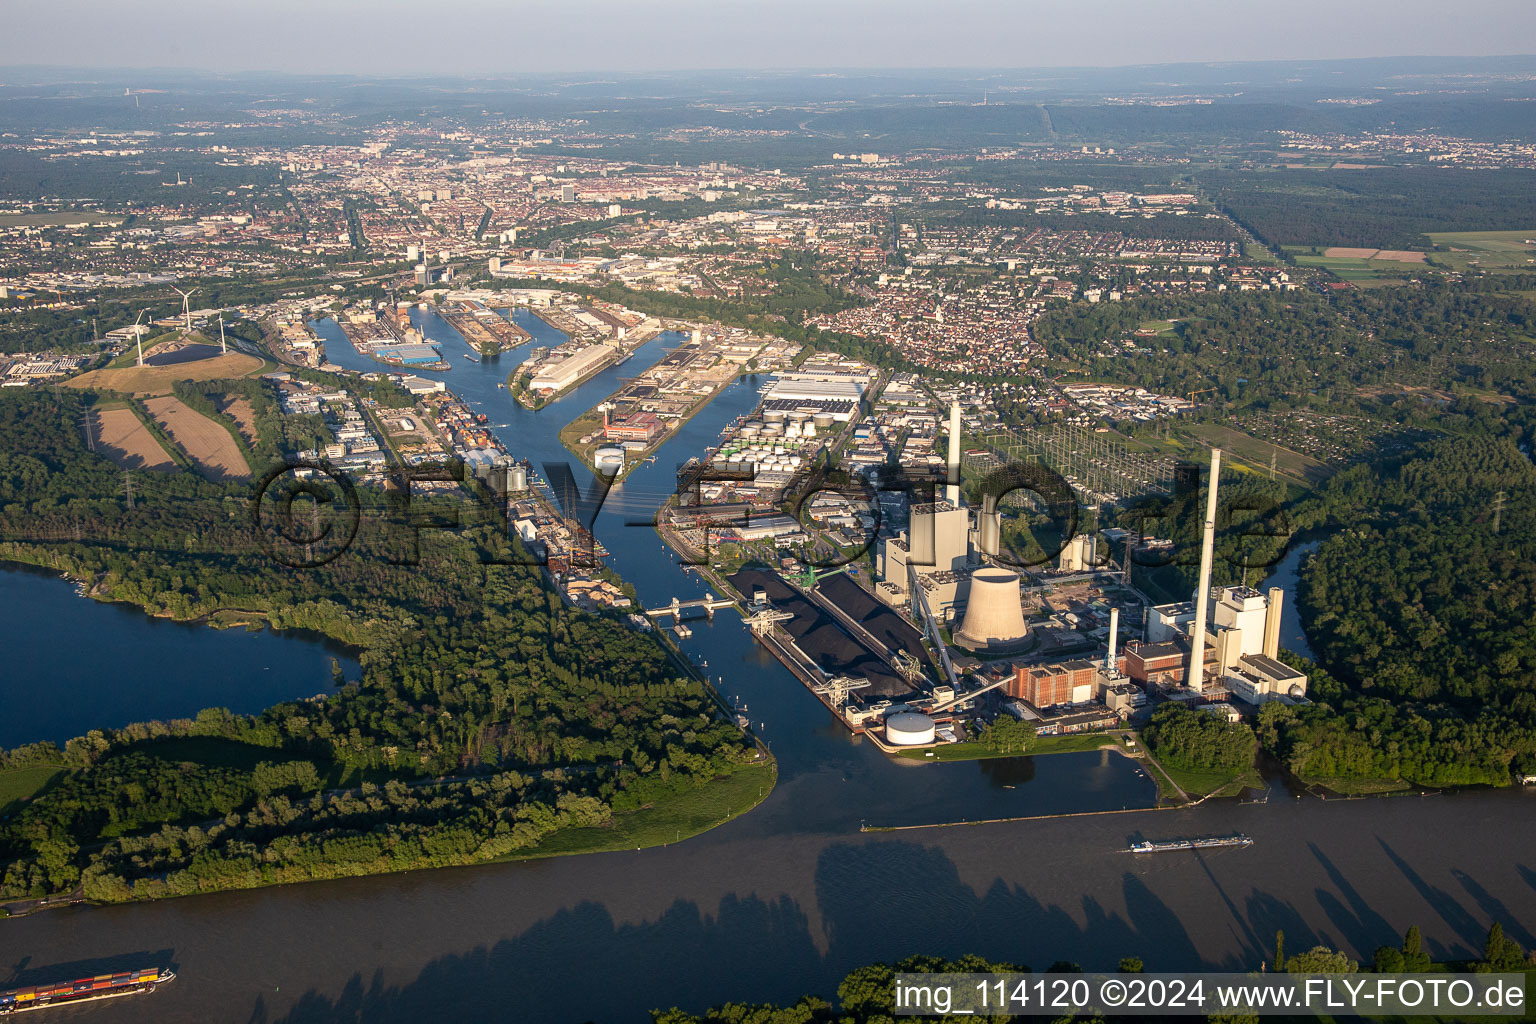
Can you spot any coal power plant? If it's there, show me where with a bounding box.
[725,408,1310,757]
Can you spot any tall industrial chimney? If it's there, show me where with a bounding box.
[979,492,1000,556]
[1187,448,1222,693]
[946,400,962,506]
[1107,606,1121,674]
[1263,586,1284,659]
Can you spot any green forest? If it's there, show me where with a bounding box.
[0,389,771,903]
[1197,168,1536,250]
[1033,281,1536,415]
[1127,431,1536,792]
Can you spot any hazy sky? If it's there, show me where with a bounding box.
[8,0,1535,75]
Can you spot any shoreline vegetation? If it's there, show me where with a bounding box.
[0,385,777,912]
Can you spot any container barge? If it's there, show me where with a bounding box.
[1,967,174,1014]
[1129,833,1252,854]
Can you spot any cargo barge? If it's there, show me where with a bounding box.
[1129,833,1252,854]
[1,967,174,1014]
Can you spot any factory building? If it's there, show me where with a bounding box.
[877,499,972,616]
[530,344,616,392]
[1139,449,1308,703]
[604,411,663,442]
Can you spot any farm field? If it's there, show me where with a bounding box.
[143,396,251,480]
[91,406,175,470]
[1425,229,1536,273]
[68,350,265,397]
[0,211,124,228]
[215,395,259,445]
[1285,245,1429,284]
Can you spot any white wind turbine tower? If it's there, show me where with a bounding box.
[172,286,198,334]
[218,314,227,354]
[132,308,152,367]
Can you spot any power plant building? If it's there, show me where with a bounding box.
[1131,447,1309,704]
[877,499,972,615]
[1140,582,1307,703]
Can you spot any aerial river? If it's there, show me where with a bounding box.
[5,311,1535,1022]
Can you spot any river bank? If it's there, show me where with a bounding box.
[10,307,1534,1023]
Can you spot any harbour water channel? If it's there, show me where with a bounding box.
[4,310,1534,1022]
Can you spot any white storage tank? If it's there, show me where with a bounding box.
[594,447,626,472]
[506,465,529,491]
[885,712,937,746]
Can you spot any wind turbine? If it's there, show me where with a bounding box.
[172,286,198,334]
[132,308,152,367]
[218,314,227,354]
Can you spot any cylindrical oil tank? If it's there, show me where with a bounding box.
[886,712,937,746]
[594,447,626,472]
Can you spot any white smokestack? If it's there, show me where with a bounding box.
[946,400,961,506]
[1263,586,1284,660]
[1107,606,1120,673]
[1187,447,1222,693]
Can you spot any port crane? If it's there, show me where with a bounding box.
[814,673,871,707]
[742,603,795,633]
[791,564,849,590]
[892,649,929,687]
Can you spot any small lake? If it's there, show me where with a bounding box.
[0,565,359,748]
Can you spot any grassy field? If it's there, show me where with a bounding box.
[70,351,266,397]
[1285,247,1422,285]
[1297,774,1413,796]
[513,759,776,859]
[1243,242,1281,264]
[1175,421,1331,485]
[897,731,1120,762]
[1426,229,1536,274]
[1157,761,1264,800]
[0,766,66,817]
[1137,319,1179,336]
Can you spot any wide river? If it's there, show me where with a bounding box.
[5,312,1535,1022]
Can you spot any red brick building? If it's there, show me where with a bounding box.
[604,411,662,442]
[1010,655,1126,708]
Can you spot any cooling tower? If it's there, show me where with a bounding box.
[1188,448,1222,693]
[957,568,1029,647]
